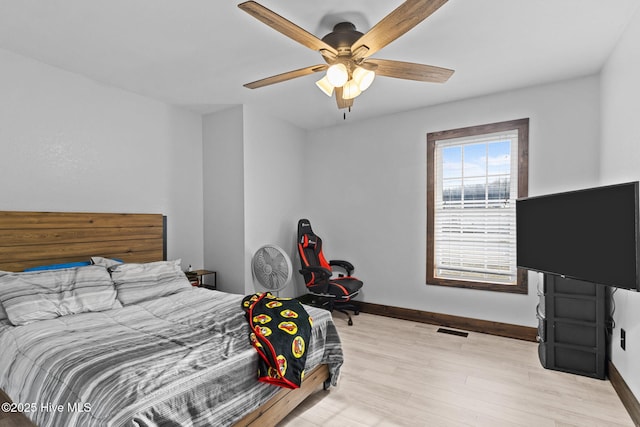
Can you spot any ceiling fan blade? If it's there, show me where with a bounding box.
[244,65,328,89]
[351,0,448,60]
[238,1,338,57]
[366,58,454,83]
[334,86,354,110]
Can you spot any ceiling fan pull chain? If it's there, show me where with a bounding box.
[343,105,353,120]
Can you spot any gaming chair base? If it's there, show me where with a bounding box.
[307,294,360,326]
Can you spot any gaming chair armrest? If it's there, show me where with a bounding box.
[299,266,332,280]
[329,260,354,276]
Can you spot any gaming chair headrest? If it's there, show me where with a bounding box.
[297,219,318,249]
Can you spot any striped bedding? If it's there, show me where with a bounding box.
[0,288,343,427]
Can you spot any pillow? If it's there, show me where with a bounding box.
[0,265,122,326]
[110,259,191,305]
[5,260,91,322]
[91,256,123,269]
[24,261,91,272]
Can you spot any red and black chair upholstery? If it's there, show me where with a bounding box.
[297,219,363,325]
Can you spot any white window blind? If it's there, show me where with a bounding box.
[433,130,519,285]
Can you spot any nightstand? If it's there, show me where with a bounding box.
[186,269,217,290]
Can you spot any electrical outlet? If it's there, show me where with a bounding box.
[621,328,626,350]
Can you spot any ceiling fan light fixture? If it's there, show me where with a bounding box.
[342,79,362,100]
[326,63,348,87]
[239,1,455,111]
[315,76,334,97]
[353,66,375,91]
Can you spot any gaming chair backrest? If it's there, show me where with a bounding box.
[297,219,330,293]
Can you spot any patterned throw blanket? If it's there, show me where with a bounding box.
[242,293,312,389]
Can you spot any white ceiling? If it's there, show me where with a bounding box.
[1,0,638,130]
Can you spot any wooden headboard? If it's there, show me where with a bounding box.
[0,211,166,272]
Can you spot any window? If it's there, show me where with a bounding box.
[427,118,529,293]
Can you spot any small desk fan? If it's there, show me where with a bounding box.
[251,244,293,295]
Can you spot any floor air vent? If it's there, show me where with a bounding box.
[437,328,469,337]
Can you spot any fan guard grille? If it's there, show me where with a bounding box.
[251,245,292,292]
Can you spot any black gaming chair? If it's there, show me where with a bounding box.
[297,219,363,325]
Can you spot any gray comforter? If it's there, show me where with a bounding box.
[0,289,343,426]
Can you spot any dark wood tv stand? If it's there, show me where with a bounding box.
[537,274,608,379]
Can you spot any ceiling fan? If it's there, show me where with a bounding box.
[238,0,454,111]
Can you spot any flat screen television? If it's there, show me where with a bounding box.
[516,181,640,290]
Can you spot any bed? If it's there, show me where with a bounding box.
[0,211,343,427]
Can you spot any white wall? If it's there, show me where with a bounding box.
[304,76,601,327]
[0,48,204,268]
[202,106,307,297]
[202,106,246,294]
[600,5,640,401]
[243,106,307,297]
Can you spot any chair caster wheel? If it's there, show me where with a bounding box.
[354,310,360,315]
[348,318,353,326]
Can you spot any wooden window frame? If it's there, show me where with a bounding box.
[427,118,529,293]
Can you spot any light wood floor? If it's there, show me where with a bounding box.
[280,312,634,427]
